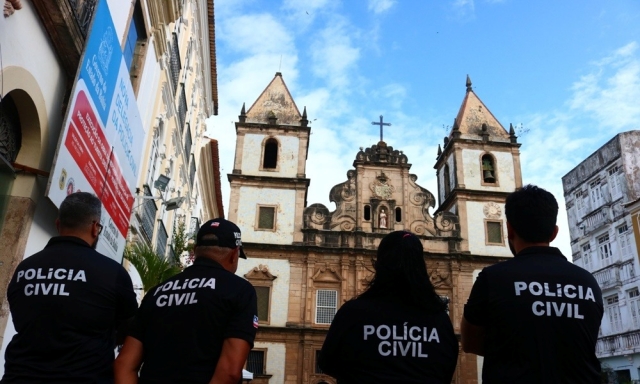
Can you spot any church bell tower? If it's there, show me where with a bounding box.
[434,76,523,257]
[227,72,310,245]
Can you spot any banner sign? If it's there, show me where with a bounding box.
[47,0,145,262]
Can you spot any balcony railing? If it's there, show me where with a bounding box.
[68,0,97,38]
[184,123,192,163]
[597,330,640,357]
[593,265,621,290]
[189,155,196,187]
[584,206,611,234]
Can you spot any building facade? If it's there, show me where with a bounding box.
[0,0,221,367]
[562,130,640,383]
[230,74,523,384]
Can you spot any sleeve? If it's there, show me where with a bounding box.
[221,283,258,348]
[318,302,352,379]
[463,268,491,326]
[115,266,138,325]
[128,291,154,343]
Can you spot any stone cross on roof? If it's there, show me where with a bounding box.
[371,115,391,142]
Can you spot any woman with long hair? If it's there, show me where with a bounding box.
[319,231,458,383]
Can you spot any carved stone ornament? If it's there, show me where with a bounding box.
[370,172,395,200]
[244,265,277,281]
[311,264,343,283]
[428,263,452,289]
[483,202,502,219]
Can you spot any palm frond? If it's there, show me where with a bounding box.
[124,243,182,293]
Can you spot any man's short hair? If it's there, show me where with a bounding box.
[505,184,558,243]
[58,192,102,230]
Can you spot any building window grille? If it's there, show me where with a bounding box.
[140,185,157,243]
[68,0,97,38]
[246,350,265,375]
[177,86,188,131]
[255,286,270,323]
[189,154,196,188]
[598,234,613,261]
[257,206,276,230]
[486,221,503,245]
[184,124,192,162]
[156,221,168,257]
[263,138,278,169]
[169,33,181,95]
[316,289,337,324]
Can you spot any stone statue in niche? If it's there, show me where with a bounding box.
[379,208,388,228]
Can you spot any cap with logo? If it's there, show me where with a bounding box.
[195,218,247,259]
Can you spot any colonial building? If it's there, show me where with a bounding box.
[230,73,523,384]
[0,0,221,366]
[562,130,640,383]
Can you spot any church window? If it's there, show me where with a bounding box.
[485,220,503,245]
[246,350,266,375]
[316,289,337,324]
[255,286,271,324]
[481,154,497,184]
[395,207,402,223]
[257,205,276,230]
[263,138,278,169]
[443,164,451,196]
[364,205,371,221]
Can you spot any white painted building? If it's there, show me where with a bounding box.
[562,130,640,383]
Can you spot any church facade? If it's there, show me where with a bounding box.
[228,73,523,384]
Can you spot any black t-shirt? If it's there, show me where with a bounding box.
[319,296,459,384]
[464,246,604,384]
[130,257,258,384]
[2,236,138,384]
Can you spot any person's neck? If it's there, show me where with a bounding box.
[513,239,550,255]
[57,230,93,246]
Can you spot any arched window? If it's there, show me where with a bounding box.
[395,207,402,223]
[263,138,278,169]
[481,154,496,184]
[364,205,371,221]
[443,164,451,196]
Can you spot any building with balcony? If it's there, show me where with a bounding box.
[562,130,640,382]
[0,0,222,370]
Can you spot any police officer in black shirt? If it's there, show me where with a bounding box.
[115,218,258,384]
[319,231,458,384]
[461,185,604,383]
[1,192,138,383]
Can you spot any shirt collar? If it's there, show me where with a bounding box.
[192,257,225,269]
[45,236,92,249]
[516,246,565,258]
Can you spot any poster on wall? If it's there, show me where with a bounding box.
[46,0,145,263]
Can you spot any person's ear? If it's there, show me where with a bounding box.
[55,219,61,234]
[549,225,559,243]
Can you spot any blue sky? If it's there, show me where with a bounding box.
[207,0,640,257]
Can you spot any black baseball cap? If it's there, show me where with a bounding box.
[196,218,247,259]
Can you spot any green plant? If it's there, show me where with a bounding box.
[124,243,182,293]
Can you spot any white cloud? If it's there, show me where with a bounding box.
[368,0,396,14]
[451,0,475,19]
[310,18,361,89]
